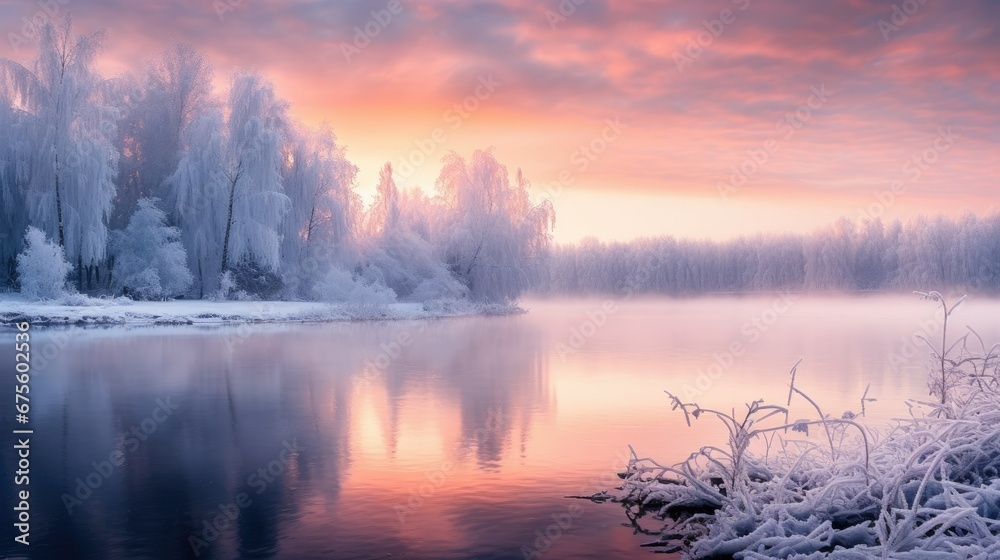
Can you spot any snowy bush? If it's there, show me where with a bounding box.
[56,293,134,307]
[218,270,237,299]
[214,270,254,301]
[610,292,1000,559]
[210,262,283,301]
[226,260,283,300]
[360,234,468,302]
[312,268,396,305]
[111,199,193,300]
[410,269,469,302]
[436,151,554,302]
[358,162,469,302]
[16,227,73,300]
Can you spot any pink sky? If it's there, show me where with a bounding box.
[2,0,997,242]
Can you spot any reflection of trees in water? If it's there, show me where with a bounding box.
[360,315,552,470]
[5,316,550,559]
[5,329,351,559]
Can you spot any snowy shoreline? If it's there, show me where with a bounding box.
[0,295,523,327]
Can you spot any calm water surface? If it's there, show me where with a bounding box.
[2,295,999,559]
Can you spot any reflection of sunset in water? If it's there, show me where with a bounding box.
[6,296,1000,559]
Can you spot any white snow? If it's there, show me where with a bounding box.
[0,293,521,326]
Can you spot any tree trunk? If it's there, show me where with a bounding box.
[221,175,238,274]
[55,152,65,248]
[305,203,316,249]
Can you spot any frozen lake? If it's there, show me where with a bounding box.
[3,294,999,559]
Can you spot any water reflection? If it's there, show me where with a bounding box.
[2,296,999,559]
[1,314,554,559]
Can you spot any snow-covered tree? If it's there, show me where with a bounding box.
[164,109,227,296]
[110,43,213,228]
[0,92,29,287]
[355,163,467,301]
[366,162,401,238]
[166,70,291,296]
[436,150,555,301]
[110,198,192,299]
[544,212,1000,296]
[397,186,441,244]
[220,70,291,276]
[16,226,72,299]
[0,16,118,287]
[280,123,359,296]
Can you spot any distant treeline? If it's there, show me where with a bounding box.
[543,214,1000,295]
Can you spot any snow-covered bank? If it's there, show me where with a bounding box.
[0,294,522,326]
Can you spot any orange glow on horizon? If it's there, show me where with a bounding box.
[4,0,996,243]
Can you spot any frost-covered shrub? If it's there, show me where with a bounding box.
[16,227,72,300]
[111,199,193,300]
[613,292,1000,559]
[360,163,468,302]
[57,293,134,307]
[214,270,253,301]
[312,268,396,305]
[228,260,283,300]
[436,151,554,302]
[360,234,468,302]
[121,268,162,299]
[410,268,468,301]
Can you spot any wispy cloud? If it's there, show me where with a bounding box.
[1,0,996,240]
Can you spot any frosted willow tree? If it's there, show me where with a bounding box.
[166,70,290,296]
[0,93,29,286]
[436,150,555,301]
[112,43,213,228]
[334,162,464,301]
[220,71,290,276]
[164,110,226,296]
[397,186,441,243]
[367,162,402,237]
[0,17,118,289]
[280,123,358,295]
